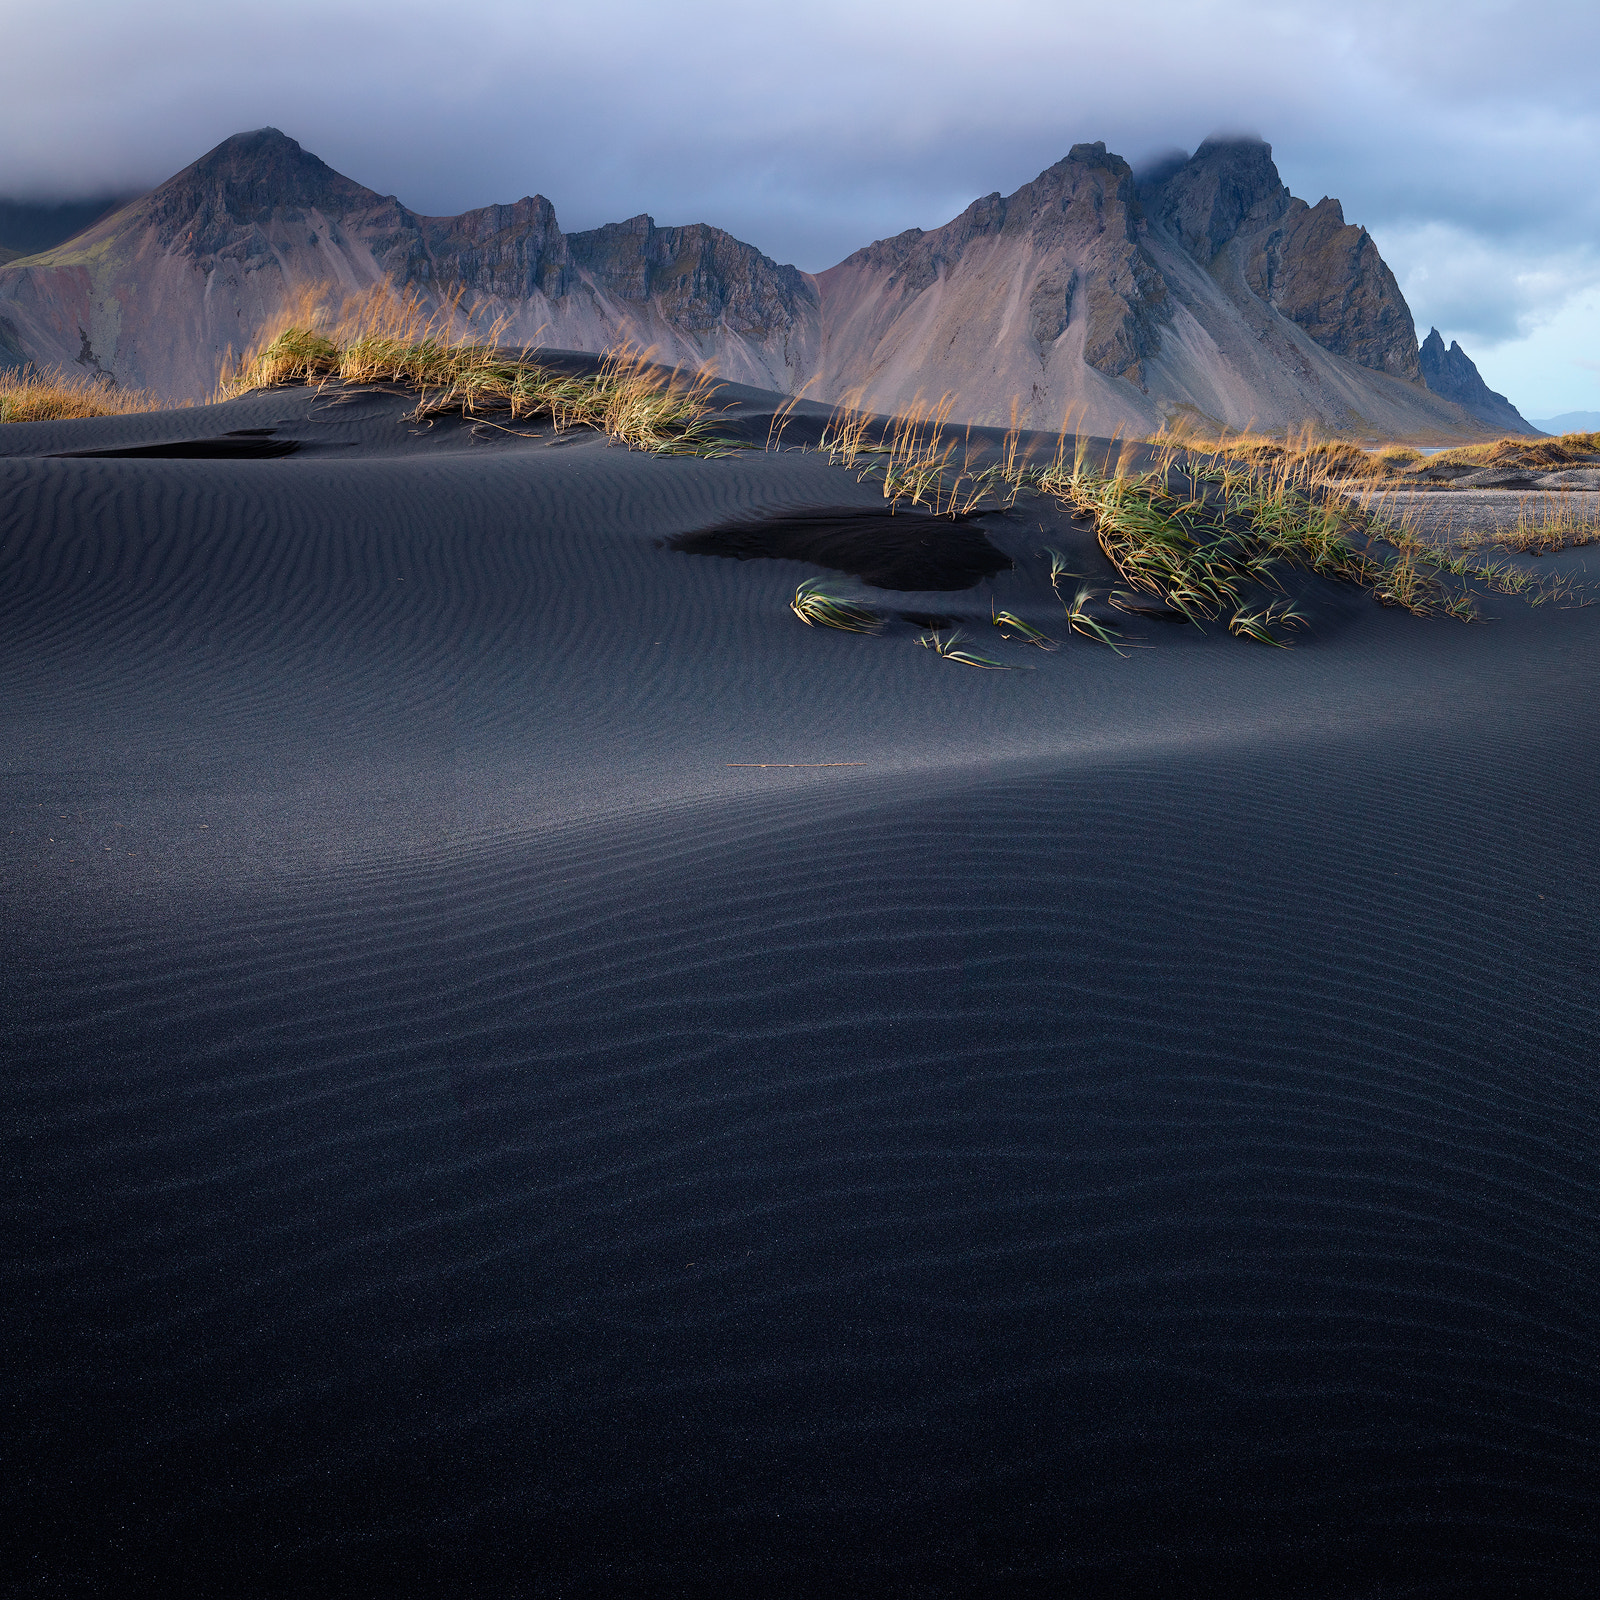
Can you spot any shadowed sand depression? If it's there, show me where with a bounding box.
[3,377,1599,1596]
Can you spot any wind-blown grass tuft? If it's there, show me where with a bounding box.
[790,578,884,634]
[1060,585,1130,652]
[991,605,1057,649]
[1229,600,1307,646]
[920,628,1012,668]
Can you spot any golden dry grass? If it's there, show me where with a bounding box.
[1144,423,1409,481]
[819,389,1029,514]
[1425,432,1600,471]
[0,367,166,424]
[226,284,734,455]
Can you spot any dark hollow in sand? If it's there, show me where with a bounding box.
[670,506,1012,590]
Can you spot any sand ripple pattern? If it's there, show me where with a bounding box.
[3,405,1599,1595]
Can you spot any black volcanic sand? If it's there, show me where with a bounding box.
[3,372,1599,1599]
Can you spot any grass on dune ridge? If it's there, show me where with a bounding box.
[1,285,733,453]
[813,393,1595,637]
[224,287,736,455]
[0,367,169,424]
[1424,432,1600,469]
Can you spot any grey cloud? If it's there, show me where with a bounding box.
[4,0,1598,356]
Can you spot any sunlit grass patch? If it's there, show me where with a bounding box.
[226,285,736,456]
[0,368,166,424]
[1425,432,1600,471]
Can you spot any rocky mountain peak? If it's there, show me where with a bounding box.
[1151,136,1288,262]
[1065,142,1133,180]
[142,127,383,253]
[171,128,371,207]
[1418,328,1533,432]
[1139,136,1422,384]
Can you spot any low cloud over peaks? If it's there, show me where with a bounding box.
[5,0,1597,409]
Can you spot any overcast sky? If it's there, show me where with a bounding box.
[5,0,1596,416]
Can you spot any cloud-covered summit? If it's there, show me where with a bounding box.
[4,0,1596,412]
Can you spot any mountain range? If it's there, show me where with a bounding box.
[1528,410,1600,434]
[0,128,1534,438]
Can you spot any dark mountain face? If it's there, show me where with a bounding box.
[1143,137,1423,382]
[1245,197,1422,381]
[1418,328,1535,433]
[143,128,381,255]
[407,198,570,300]
[565,216,817,340]
[1149,136,1290,264]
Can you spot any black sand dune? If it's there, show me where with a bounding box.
[3,379,1599,1597]
[48,430,301,460]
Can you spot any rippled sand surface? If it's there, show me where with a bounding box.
[4,381,1598,1596]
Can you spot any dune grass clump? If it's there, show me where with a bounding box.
[1023,430,1458,625]
[991,605,1057,650]
[1479,494,1600,555]
[790,578,883,634]
[808,400,1598,648]
[819,390,1028,516]
[919,628,1011,668]
[797,399,1595,661]
[0,367,165,424]
[1425,432,1600,472]
[227,287,736,456]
